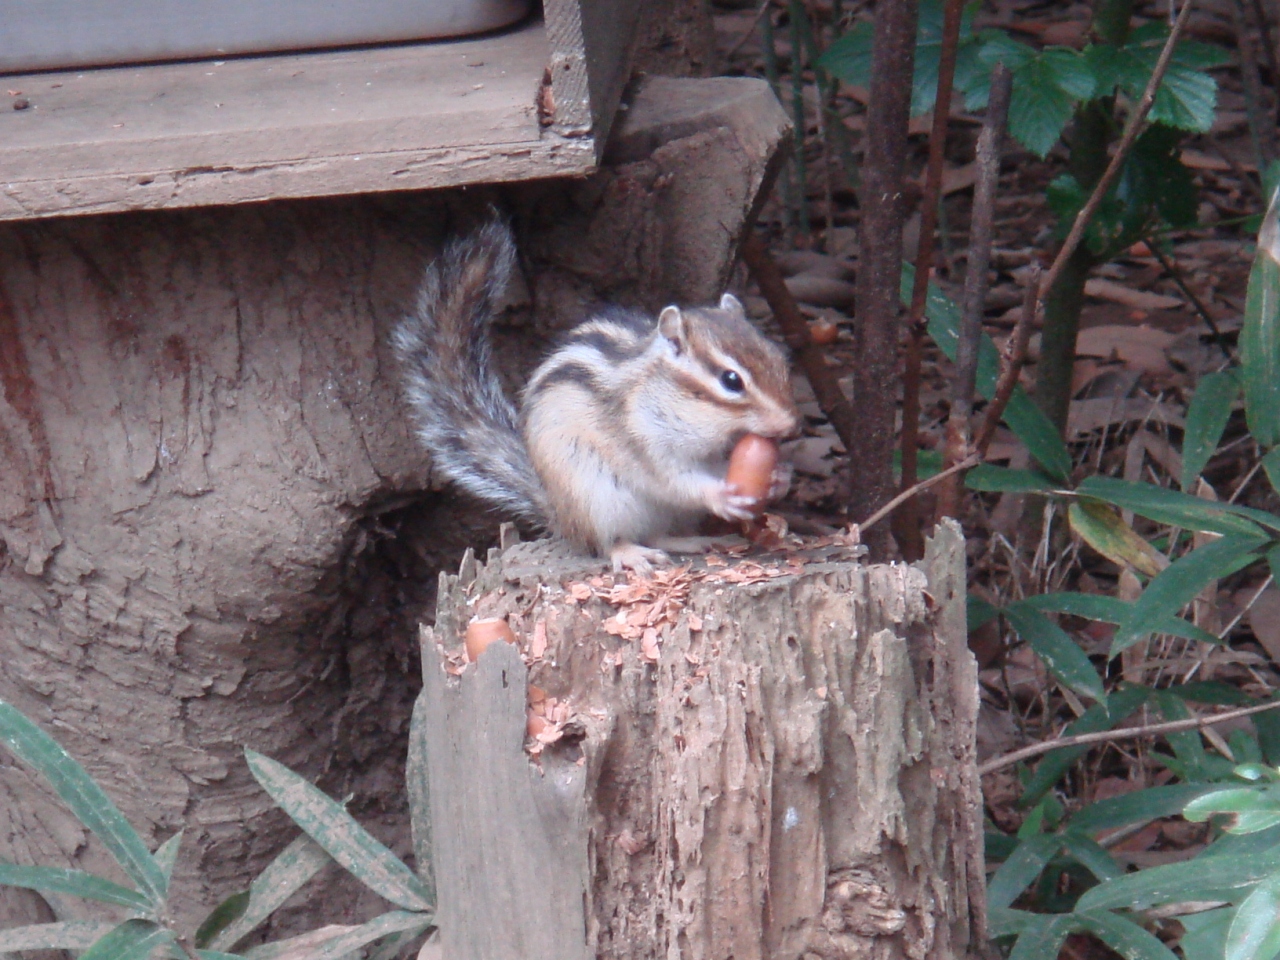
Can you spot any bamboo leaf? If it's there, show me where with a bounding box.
[0,700,166,905]
[1185,787,1280,835]
[79,920,173,960]
[245,750,430,912]
[244,911,432,960]
[1004,603,1106,702]
[1076,476,1277,535]
[1071,784,1221,832]
[0,863,152,912]
[1060,831,1124,882]
[987,833,1062,910]
[1076,910,1180,960]
[1113,534,1268,653]
[1069,500,1168,577]
[1007,912,1077,960]
[966,465,1060,493]
[0,921,117,953]
[207,835,332,952]
[1241,189,1280,448]
[1227,870,1280,960]
[1182,369,1241,490]
[1078,845,1280,912]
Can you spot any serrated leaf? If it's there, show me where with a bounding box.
[1076,910,1180,960]
[1183,370,1241,491]
[1227,871,1280,960]
[244,911,432,960]
[1007,912,1077,960]
[987,833,1062,910]
[1004,603,1106,702]
[1069,500,1168,578]
[1078,845,1280,912]
[966,465,1060,493]
[0,862,153,912]
[817,23,874,87]
[0,921,117,953]
[245,750,430,912]
[1113,533,1268,653]
[1075,476,1277,535]
[1009,55,1080,156]
[1243,192,1280,449]
[1071,784,1221,832]
[207,835,332,952]
[0,700,166,905]
[79,920,172,960]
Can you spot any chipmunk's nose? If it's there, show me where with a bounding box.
[765,403,803,440]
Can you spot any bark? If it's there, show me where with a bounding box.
[416,522,982,960]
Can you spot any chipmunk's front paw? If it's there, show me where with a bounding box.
[703,479,758,522]
[768,461,794,502]
[611,542,670,575]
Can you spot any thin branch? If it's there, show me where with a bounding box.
[1036,0,1195,307]
[857,455,980,533]
[1143,236,1233,358]
[975,264,1040,455]
[741,233,859,452]
[896,0,967,558]
[978,698,1280,776]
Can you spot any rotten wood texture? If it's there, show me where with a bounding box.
[849,0,918,553]
[0,2,647,222]
[414,521,981,960]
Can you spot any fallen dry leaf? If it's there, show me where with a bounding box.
[1083,280,1183,314]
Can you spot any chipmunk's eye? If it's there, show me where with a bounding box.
[719,370,744,393]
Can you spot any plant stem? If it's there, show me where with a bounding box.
[939,63,1013,519]
[788,0,812,236]
[895,0,966,560]
[761,5,795,237]
[849,0,919,552]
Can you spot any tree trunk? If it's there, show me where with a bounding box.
[0,72,789,938]
[415,521,983,960]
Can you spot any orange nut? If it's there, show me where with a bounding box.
[809,320,839,345]
[464,618,516,662]
[726,433,779,511]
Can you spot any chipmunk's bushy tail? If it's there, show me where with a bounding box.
[392,220,549,527]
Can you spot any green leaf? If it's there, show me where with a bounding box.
[1183,909,1236,959]
[1004,392,1074,483]
[1113,533,1269,653]
[0,921,117,953]
[1242,191,1280,448]
[0,862,153,912]
[1007,913,1077,960]
[197,891,251,951]
[988,906,1039,939]
[207,834,332,952]
[1185,787,1280,835]
[1183,370,1241,491]
[1263,448,1280,496]
[1069,500,1168,578]
[1018,592,1220,645]
[1076,910,1180,960]
[1004,603,1106,702]
[1071,784,1222,832]
[987,833,1062,910]
[1078,845,1280,912]
[1020,685,1152,807]
[817,22,874,88]
[154,832,181,890]
[1075,476,1277,536]
[244,911,433,960]
[968,595,999,631]
[1227,870,1280,960]
[0,700,166,904]
[965,465,1060,493]
[1060,830,1124,882]
[245,750,431,912]
[79,920,173,960]
[1009,53,1083,157]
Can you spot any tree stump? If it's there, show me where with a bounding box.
[411,520,983,960]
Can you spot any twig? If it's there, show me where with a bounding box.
[938,63,1013,520]
[978,698,1280,775]
[896,0,967,560]
[1231,0,1277,170]
[760,7,795,236]
[857,455,980,533]
[974,265,1040,456]
[1142,235,1233,358]
[1037,0,1195,307]
[726,0,773,61]
[741,233,859,451]
[787,0,812,236]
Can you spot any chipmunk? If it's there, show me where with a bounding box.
[392,220,800,573]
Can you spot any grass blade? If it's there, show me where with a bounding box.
[245,750,430,912]
[207,835,332,951]
[1076,476,1277,535]
[1078,845,1280,911]
[0,863,153,912]
[154,832,182,891]
[0,700,166,904]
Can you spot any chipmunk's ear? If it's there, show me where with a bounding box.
[719,292,744,314]
[658,306,687,355]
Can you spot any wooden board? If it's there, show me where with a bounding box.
[0,18,596,221]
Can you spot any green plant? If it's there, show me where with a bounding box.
[0,699,434,960]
